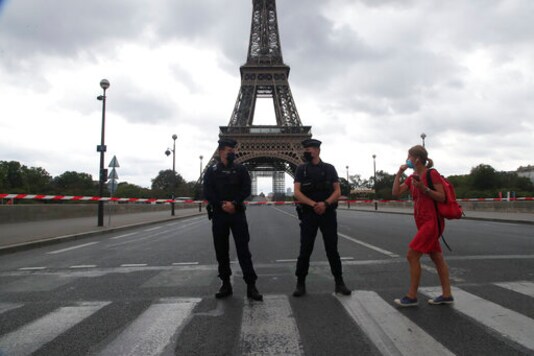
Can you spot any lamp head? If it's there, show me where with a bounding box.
[100,79,110,90]
[165,149,171,157]
[172,134,178,141]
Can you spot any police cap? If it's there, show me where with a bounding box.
[218,138,237,149]
[301,138,322,148]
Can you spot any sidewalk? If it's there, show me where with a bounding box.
[340,205,534,224]
[0,208,206,254]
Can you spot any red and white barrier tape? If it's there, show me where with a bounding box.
[1,193,533,204]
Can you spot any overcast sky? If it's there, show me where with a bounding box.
[1,0,533,195]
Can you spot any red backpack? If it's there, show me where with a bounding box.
[426,169,464,219]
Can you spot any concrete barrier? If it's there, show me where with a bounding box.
[0,203,200,224]
[1,200,532,224]
[339,200,534,214]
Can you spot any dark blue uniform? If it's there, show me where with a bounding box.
[203,161,257,284]
[294,161,343,280]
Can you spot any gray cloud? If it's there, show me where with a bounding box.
[0,0,533,189]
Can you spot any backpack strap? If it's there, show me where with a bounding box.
[426,169,434,190]
[426,168,452,252]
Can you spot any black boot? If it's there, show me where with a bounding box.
[247,283,263,301]
[335,278,351,296]
[292,280,306,297]
[215,280,233,299]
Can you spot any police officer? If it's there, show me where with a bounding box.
[292,138,351,297]
[203,138,263,301]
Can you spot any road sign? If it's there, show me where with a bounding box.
[108,156,120,168]
[107,179,118,194]
[108,168,118,180]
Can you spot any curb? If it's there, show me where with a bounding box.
[0,212,206,255]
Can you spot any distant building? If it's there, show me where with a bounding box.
[517,165,534,184]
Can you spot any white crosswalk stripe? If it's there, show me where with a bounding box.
[0,301,109,355]
[239,295,303,355]
[420,286,534,352]
[337,291,454,356]
[97,298,200,356]
[494,280,534,298]
[1,283,534,355]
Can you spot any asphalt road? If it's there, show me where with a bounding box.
[1,206,533,355]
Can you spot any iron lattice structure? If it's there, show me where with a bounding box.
[201,0,312,195]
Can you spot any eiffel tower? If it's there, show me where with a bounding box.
[203,0,311,196]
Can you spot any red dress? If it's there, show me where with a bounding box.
[405,169,445,253]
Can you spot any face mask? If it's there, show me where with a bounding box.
[406,159,415,169]
[226,152,236,164]
[303,152,313,162]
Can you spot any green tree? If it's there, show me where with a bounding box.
[0,161,53,194]
[115,182,152,199]
[447,174,470,198]
[470,164,498,190]
[0,161,24,191]
[22,166,53,193]
[176,181,198,198]
[339,177,351,197]
[151,169,186,199]
[52,171,96,196]
[497,172,534,191]
[374,170,396,200]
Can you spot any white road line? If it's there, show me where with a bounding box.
[47,242,99,255]
[110,232,137,240]
[420,286,534,351]
[272,206,297,219]
[338,232,400,258]
[0,303,23,315]
[239,295,303,355]
[272,206,400,258]
[144,226,163,232]
[494,281,534,298]
[97,298,200,356]
[69,265,97,269]
[275,259,297,263]
[171,262,199,266]
[0,301,109,355]
[121,264,148,267]
[337,290,454,356]
[18,266,46,271]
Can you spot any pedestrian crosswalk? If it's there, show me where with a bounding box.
[420,285,534,352]
[97,298,199,356]
[1,281,533,355]
[240,295,303,355]
[0,301,110,355]
[338,290,454,355]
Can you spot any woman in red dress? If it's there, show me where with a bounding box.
[392,145,454,307]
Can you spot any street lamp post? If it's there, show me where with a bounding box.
[372,154,377,211]
[199,155,203,212]
[420,132,427,147]
[165,134,178,216]
[346,165,350,209]
[97,79,110,227]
